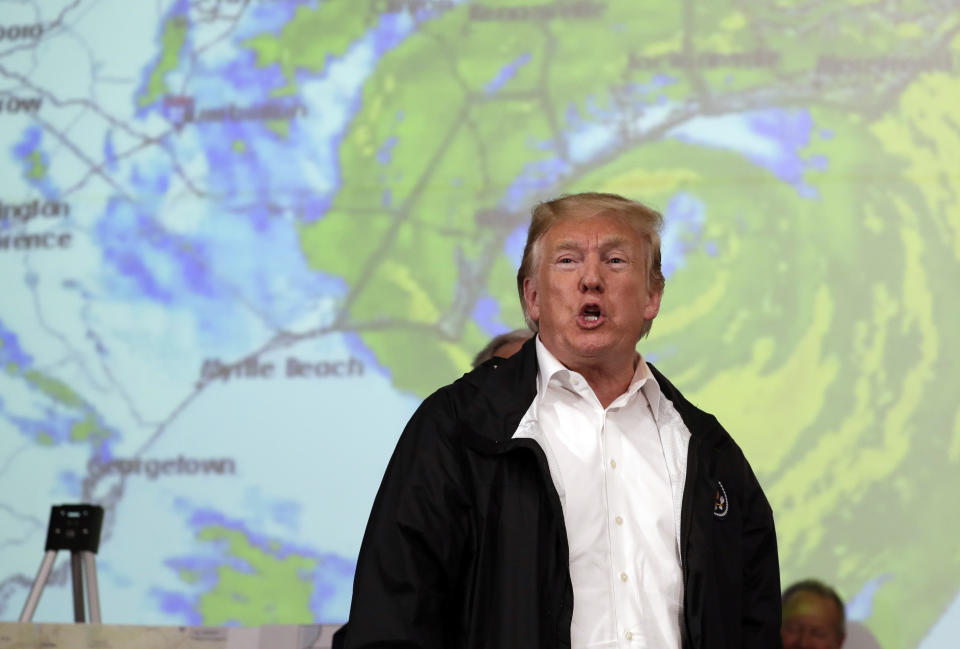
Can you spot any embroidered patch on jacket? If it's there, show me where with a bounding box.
[713,481,729,518]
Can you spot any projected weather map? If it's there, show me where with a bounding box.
[1,0,959,647]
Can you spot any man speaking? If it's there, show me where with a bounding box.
[336,193,782,648]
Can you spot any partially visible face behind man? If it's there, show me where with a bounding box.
[523,210,662,373]
[782,591,845,649]
[492,338,526,360]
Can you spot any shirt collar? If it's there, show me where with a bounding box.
[535,335,571,399]
[534,336,663,421]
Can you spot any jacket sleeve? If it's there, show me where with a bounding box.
[740,458,783,649]
[340,388,471,649]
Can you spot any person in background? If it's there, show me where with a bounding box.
[335,192,781,648]
[781,579,846,649]
[471,329,533,367]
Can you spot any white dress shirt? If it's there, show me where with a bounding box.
[513,337,691,649]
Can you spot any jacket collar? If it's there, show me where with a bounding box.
[459,336,539,446]
[647,362,725,446]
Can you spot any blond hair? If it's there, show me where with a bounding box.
[516,192,665,338]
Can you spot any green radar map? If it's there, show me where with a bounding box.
[0,1,958,647]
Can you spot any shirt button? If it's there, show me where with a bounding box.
[620,572,628,582]
[610,459,617,469]
[625,631,633,640]
[615,515,623,525]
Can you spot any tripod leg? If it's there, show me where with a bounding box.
[71,552,84,622]
[82,551,101,623]
[19,550,57,622]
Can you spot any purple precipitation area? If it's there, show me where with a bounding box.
[486,53,532,95]
[661,192,710,278]
[112,2,346,313]
[0,320,119,466]
[471,226,529,337]
[102,3,434,380]
[670,108,828,198]
[0,321,32,367]
[11,126,58,199]
[155,507,355,624]
[473,294,514,337]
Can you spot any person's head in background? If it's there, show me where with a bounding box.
[782,579,846,649]
[472,329,533,367]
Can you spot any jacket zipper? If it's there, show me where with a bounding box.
[679,434,700,649]
[487,436,573,647]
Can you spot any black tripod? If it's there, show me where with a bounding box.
[19,504,104,623]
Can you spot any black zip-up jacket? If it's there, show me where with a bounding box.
[337,339,782,649]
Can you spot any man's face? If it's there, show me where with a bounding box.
[523,212,661,371]
[781,592,845,649]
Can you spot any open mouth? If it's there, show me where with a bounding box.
[579,304,603,325]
